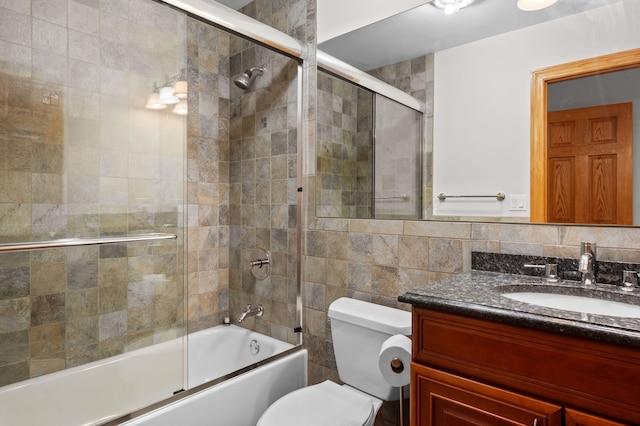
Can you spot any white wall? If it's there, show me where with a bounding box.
[433,0,640,218]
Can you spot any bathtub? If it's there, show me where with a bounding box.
[186,324,295,387]
[0,325,305,426]
[118,348,307,426]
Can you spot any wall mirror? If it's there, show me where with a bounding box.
[316,68,423,220]
[317,0,640,224]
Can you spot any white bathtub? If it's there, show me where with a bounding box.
[0,325,305,426]
[187,324,294,387]
[120,348,307,426]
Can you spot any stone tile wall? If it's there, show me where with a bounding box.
[0,0,186,386]
[316,70,373,218]
[185,17,232,332]
[221,0,311,344]
[369,54,435,218]
[227,35,301,344]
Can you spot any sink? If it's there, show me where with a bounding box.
[500,290,640,318]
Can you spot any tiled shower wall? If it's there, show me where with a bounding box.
[0,0,186,386]
[184,18,231,332]
[316,70,373,218]
[369,54,435,218]
[227,37,300,343]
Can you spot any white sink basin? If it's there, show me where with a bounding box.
[502,292,640,318]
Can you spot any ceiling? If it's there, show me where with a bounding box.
[319,0,624,70]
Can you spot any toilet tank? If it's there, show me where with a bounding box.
[328,298,412,400]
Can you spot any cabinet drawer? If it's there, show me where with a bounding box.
[413,308,640,423]
[412,364,562,426]
[565,408,631,426]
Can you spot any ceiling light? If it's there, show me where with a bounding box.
[433,0,475,14]
[517,0,558,11]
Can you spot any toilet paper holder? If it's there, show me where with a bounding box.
[379,335,411,426]
[390,357,404,374]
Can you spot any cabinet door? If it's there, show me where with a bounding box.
[566,408,630,426]
[412,364,563,426]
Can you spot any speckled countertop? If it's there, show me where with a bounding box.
[399,270,640,348]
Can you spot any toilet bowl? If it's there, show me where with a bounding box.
[257,380,381,426]
[257,298,412,426]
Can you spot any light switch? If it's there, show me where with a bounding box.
[509,195,527,211]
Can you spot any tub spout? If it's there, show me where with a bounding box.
[238,304,264,323]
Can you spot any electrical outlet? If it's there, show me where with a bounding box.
[509,195,527,211]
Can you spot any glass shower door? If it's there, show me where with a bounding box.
[373,95,423,219]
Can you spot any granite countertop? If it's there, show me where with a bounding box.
[399,270,640,348]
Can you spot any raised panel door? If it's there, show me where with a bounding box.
[412,364,562,426]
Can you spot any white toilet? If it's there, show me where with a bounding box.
[257,297,412,426]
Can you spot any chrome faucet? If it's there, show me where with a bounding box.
[238,304,264,323]
[578,242,596,285]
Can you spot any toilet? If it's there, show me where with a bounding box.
[257,297,412,426]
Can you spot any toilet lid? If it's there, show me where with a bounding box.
[257,381,374,426]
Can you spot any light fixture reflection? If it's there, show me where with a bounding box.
[158,86,179,105]
[173,80,188,99]
[172,99,188,115]
[145,70,188,113]
[517,0,557,11]
[145,92,167,110]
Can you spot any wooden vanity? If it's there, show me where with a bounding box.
[400,271,640,426]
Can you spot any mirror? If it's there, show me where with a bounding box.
[531,49,640,224]
[317,0,640,224]
[316,69,423,219]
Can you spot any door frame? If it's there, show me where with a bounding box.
[530,48,640,222]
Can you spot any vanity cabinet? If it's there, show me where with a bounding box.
[410,307,640,426]
[414,364,562,425]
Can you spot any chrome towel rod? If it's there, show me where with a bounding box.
[376,195,410,201]
[0,233,177,253]
[438,192,505,201]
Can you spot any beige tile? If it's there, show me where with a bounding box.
[348,233,372,262]
[405,220,471,239]
[372,234,399,267]
[347,262,371,293]
[349,219,403,235]
[371,265,398,298]
[472,223,558,245]
[429,238,463,274]
[398,268,428,294]
[399,236,428,269]
[560,225,640,250]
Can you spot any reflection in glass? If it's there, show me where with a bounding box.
[316,70,423,219]
[374,96,423,219]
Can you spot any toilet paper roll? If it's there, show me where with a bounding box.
[378,334,412,387]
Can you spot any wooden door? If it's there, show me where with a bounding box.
[547,102,633,224]
[412,364,563,426]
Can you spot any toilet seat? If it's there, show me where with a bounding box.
[257,380,375,426]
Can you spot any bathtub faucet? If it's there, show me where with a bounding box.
[238,304,264,323]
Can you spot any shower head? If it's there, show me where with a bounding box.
[234,66,265,90]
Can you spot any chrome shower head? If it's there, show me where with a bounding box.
[234,66,265,90]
